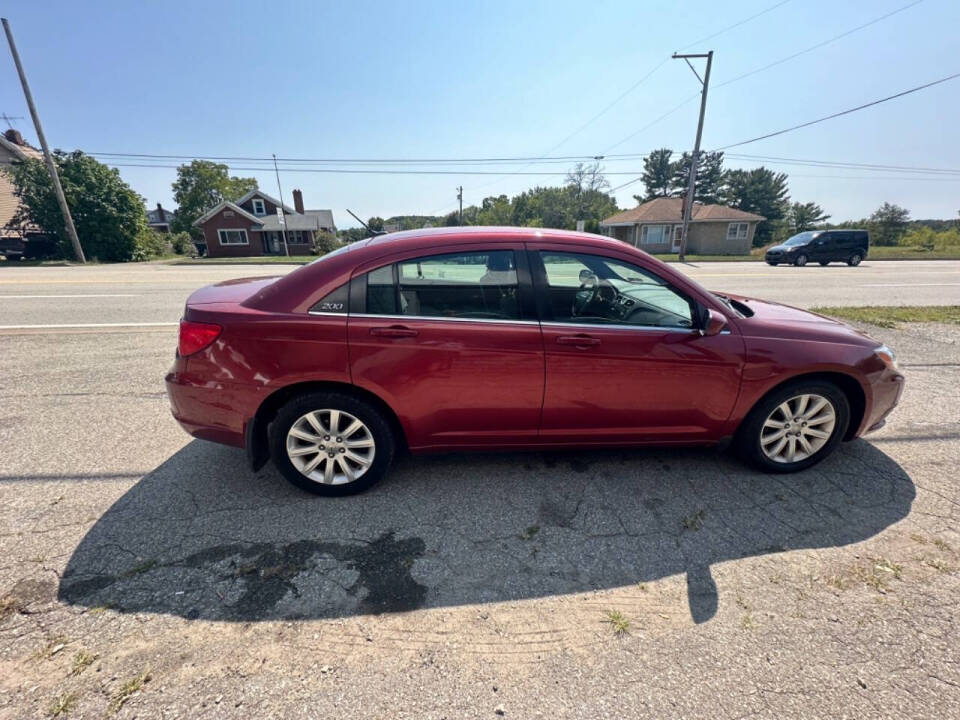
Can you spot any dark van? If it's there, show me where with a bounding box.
[765,230,869,267]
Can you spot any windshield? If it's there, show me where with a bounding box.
[783,231,818,246]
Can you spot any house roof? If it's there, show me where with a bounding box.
[235,189,296,215]
[147,207,175,225]
[304,209,335,229]
[601,197,765,226]
[192,200,263,227]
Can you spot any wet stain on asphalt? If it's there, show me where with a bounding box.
[59,532,427,621]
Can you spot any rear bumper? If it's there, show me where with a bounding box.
[165,369,249,448]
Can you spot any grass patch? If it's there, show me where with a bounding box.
[681,508,706,531]
[70,649,96,676]
[518,524,540,541]
[168,255,315,265]
[810,305,960,328]
[47,692,77,717]
[31,637,68,661]
[603,610,631,636]
[108,669,151,714]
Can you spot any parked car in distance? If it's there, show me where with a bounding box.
[165,227,903,496]
[765,230,870,267]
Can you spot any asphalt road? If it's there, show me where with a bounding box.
[0,259,957,328]
[0,260,958,718]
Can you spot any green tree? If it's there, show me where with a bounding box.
[367,216,385,232]
[636,148,673,202]
[670,151,726,204]
[723,167,790,246]
[789,201,830,232]
[868,202,910,246]
[171,160,257,237]
[5,151,148,261]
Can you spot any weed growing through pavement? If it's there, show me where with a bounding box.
[604,610,630,636]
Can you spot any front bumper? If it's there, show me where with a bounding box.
[860,370,905,436]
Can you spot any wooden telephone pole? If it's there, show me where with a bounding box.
[2,18,85,263]
[672,50,713,263]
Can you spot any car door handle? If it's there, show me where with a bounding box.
[556,334,600,348]
[370,325,418,338]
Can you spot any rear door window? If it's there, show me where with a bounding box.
[358,250,521,320]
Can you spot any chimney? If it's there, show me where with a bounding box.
[4,128,24,146]
[156,202,165,222]
[292,189,304,214]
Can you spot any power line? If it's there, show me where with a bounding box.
[103,163,651,176]
[676,0,792,51]
[88,150,622,165]
[716,71,960,150]
[726,152,960,175]
[602,0,925,154]
[713,0,924,90]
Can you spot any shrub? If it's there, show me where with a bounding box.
[170,231,194,255]
[132,229,169,261]
[313,231,340,255]
[900,226,960,252]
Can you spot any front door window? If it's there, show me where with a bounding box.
[538,251,695,329]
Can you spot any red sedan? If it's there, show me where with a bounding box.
[165,227,904,495]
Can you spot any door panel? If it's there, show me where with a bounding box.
[539,324,745,441]
[349,317,544,449]
[530,247,745,443]
[347,244,544,450]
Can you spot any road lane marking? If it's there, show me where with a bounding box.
[0,294,141,299]
[0,322,177,329]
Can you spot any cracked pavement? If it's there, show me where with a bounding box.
[0,266,958,718]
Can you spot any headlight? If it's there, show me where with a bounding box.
[875,344,899,371]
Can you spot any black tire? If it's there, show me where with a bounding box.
[268,391,395,496]
[767,261,778,266]
[818,260,830,266]
[794,254,808,267]
[847,252,863,266]
[735,379,850,474]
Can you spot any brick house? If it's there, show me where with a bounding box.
[0,129,45,252]
[600,197,764,255]
[194,189,335,258]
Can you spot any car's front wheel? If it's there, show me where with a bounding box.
[269,391,395,495]
[736,380,850,473]
[794,254,808,267]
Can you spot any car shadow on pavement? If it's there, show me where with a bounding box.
[58,439,914,624]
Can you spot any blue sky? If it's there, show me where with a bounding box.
[2,0,958,227]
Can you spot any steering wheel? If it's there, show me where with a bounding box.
[572,275,616,316]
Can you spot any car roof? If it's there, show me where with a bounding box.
[360,225,623,251]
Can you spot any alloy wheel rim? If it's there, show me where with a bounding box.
[796,255,807,266]
[760,393,836,464]
[286,409,375,485]
[851,254,861,265]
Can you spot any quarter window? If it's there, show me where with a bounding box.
[539,252,695,329]
[726,222,749,240]
[217,229,248,245]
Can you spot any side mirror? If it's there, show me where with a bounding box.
[701,308,728,337]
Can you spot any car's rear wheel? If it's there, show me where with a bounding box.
[848,252,863,266]
[269,391,395,495]
[767,261,778,266]
[794,254,808,267]
[736,380,850,473]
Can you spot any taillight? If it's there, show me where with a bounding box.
[178,320,222,357]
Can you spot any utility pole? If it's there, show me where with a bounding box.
[456,186,463,225]
[672,50,712,262]
[2,18,85,263]
[272,153,290,256]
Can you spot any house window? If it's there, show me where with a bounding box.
[639,224,670,245]
[223,210,234,218]
[727,222,749,240]
[251,198,266,216]
[217,229,248,245]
